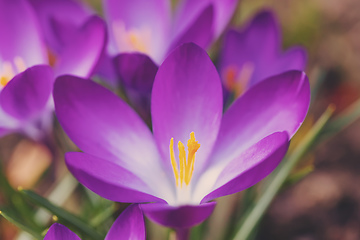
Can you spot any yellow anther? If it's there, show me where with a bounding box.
[0,76,9,87]
[128,31,147,53]
[0,57,27,87]
[169,132,200,188]
[178,141,186,187]
[169,138,179,186]
[0,62,14,87]
[185,132,200,185]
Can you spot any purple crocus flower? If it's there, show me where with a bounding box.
[0,65,54,140]
[219,10,307,98]
[102,0,238,89]
[104,0,238,64]
[0,0,106,140]
[54,43,310,228]
[44,204,145,240]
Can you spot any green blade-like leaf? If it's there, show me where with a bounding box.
[233,106,334,240]
[0,208,43,240]
[19,189,104,240]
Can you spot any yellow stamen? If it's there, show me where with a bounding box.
[0,62,15,87]
[186,132,200,185]
[169,138,179,186]
[0,76,9,87]
[169,132,200,187]
[128,31,148,53]
[178,141,185,187]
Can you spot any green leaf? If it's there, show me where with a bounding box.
[233,105,335,240]
[19,189,104,240]
[0,208,43,240]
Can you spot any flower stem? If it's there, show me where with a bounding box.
[175,228,190,240]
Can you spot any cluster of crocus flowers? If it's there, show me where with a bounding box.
[44,204,145,240]
[26,0,239,123]
[0,0,313,236]
[54,43,310,228]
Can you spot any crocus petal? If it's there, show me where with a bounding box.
[54,75,157,167]
[0,65,53,121]
[169,5,214,52]
[141,202,216,229]
[105,204,145,240]
[238,10,280,61]
[54,16,106,78]
[200,132,289,203]
[114,53,158,121]
[151,43,223,180]
[66,152,163,203]
[54,75,173,200]
[114,53,158,93]
[265,46,307,86]
[44,223,80,240]
[250,46,307,87]
[104,0,171,62]
[174,0,238,38]
[28,0,93,54]
[93,52,118,87]
[209,70,310,169]
[0,0,47,65]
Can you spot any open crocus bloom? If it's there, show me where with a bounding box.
[0,0,106,140]
[54,43,310,228]
[44,204,145,240]
[219,10,307,98]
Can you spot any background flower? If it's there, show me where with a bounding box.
[219,10,307,99]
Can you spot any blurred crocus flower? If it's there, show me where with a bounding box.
[44,204,145,240]
[54,43,310,228]
[0,0,106,140]
[219,10,307,99]
[105,0,238,118]
[0,66,54,140]
[104,0,239,63]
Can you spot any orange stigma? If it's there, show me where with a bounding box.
[223,62,254,97]
[169,132,200,187]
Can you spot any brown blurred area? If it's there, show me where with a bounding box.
[235,0,360,239]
